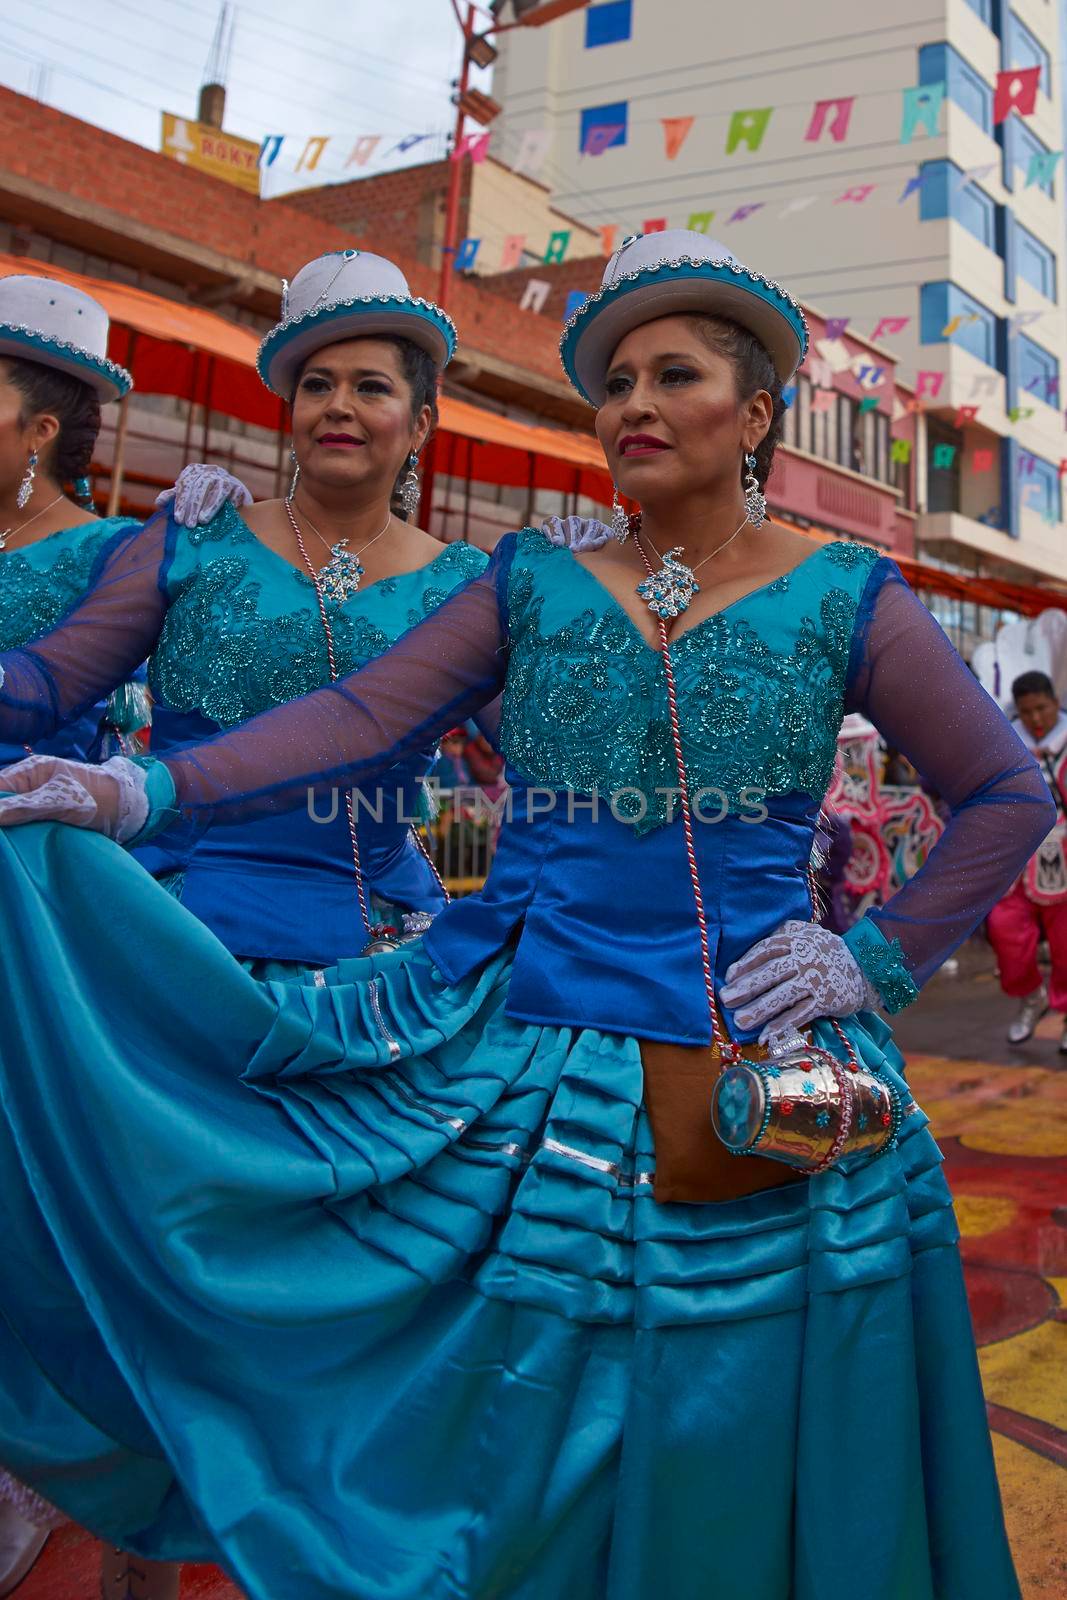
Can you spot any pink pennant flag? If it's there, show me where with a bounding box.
[994,66,1041,124]
[453,131,491,163]
[805,97,855,144]
[810,389,836,413]
[972,449,995,473]
[954,405,979,428]
[662,117,695,161]
[835,184,875,204]
[643,217,667,233]
[499,234,526,271]
[916,367,945,398]
[871,316,909,343]
[345,136,382,168]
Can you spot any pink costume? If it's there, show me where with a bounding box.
[987,710,1067,1009]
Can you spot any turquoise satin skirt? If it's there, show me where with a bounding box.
[0,825,1019,1599]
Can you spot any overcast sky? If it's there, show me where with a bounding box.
[1,0,493,196]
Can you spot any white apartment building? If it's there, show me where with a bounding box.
[493,0,1066,583]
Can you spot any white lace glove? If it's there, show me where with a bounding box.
[156,463,253,527]
[0,754,149,843]
[541,516,610,552]
[719,919,881,1047]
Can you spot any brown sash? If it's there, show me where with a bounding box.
[640,1039,806,1205]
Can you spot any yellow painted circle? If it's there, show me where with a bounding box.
[954,1194,1018,1236]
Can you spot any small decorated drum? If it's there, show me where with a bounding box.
[711,1041,901,1173]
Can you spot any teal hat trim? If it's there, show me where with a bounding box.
[0,322,132,401]
[560,256,809,405]
[257,294,457,398]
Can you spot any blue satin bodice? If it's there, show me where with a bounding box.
[134,507,486,964]
[0,516,139,767]
[423,532,881,1044]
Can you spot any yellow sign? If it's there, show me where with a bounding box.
[160,114,260,194]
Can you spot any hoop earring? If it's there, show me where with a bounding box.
[16,449,37,511]
[742,452,767,528]
[399,452,421,520]
[288,445,300,501]
[611,487,631,543]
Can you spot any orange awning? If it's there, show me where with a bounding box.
[434,396,613,507]
[0,251,281,429]
[779,517,1067,617]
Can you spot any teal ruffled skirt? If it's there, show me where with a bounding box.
[0,825,1018,1599]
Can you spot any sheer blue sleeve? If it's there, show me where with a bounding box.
[160,534,515,825]
[0,515,169,744]
[841,561,1055,1008]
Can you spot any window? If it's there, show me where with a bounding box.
[919,159,997,247]
[1016,223,1057,299]
[1016,332,1059,406]
[1004,116,1057,195]
[585,0,632,47]
[1019,452,1062,522]
[920,281,999,366]
[1006,11,1051,94]
[579,101,628,154]
[919,42,993,133]
[963,0,993,22]
[927,421,963,514]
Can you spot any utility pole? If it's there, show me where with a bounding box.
[436,0,592,310]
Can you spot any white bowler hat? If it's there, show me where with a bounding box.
[560,229,809,405]
[257,249,457,398]
[0,275,132,402]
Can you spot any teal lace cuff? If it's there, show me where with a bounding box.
[125,758,178,847]
[843,918,920,1014]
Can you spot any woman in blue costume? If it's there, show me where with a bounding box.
[0,250,499,1596]
[0,273,259,1596]
[0,275,144,775]
[0,231,1050,1599]
[0,274,148,1595]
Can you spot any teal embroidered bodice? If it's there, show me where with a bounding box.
[0,516,140,766]
[499,529,880,834]
[0,517,138,652]
[150,502,486,727]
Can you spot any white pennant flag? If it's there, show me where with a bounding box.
[514,128,551,179]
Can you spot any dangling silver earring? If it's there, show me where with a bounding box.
[16,449,37,511]
[611,487,631,543]
[399,452,421,520]
[288,445,300,501]
[742,452,766,528]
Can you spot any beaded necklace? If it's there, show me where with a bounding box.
[286,505,449,941]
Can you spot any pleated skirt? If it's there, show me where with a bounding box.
[0,824,1019,1599]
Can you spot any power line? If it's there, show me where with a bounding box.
[170,0,449,94]
[9,8,441,134]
